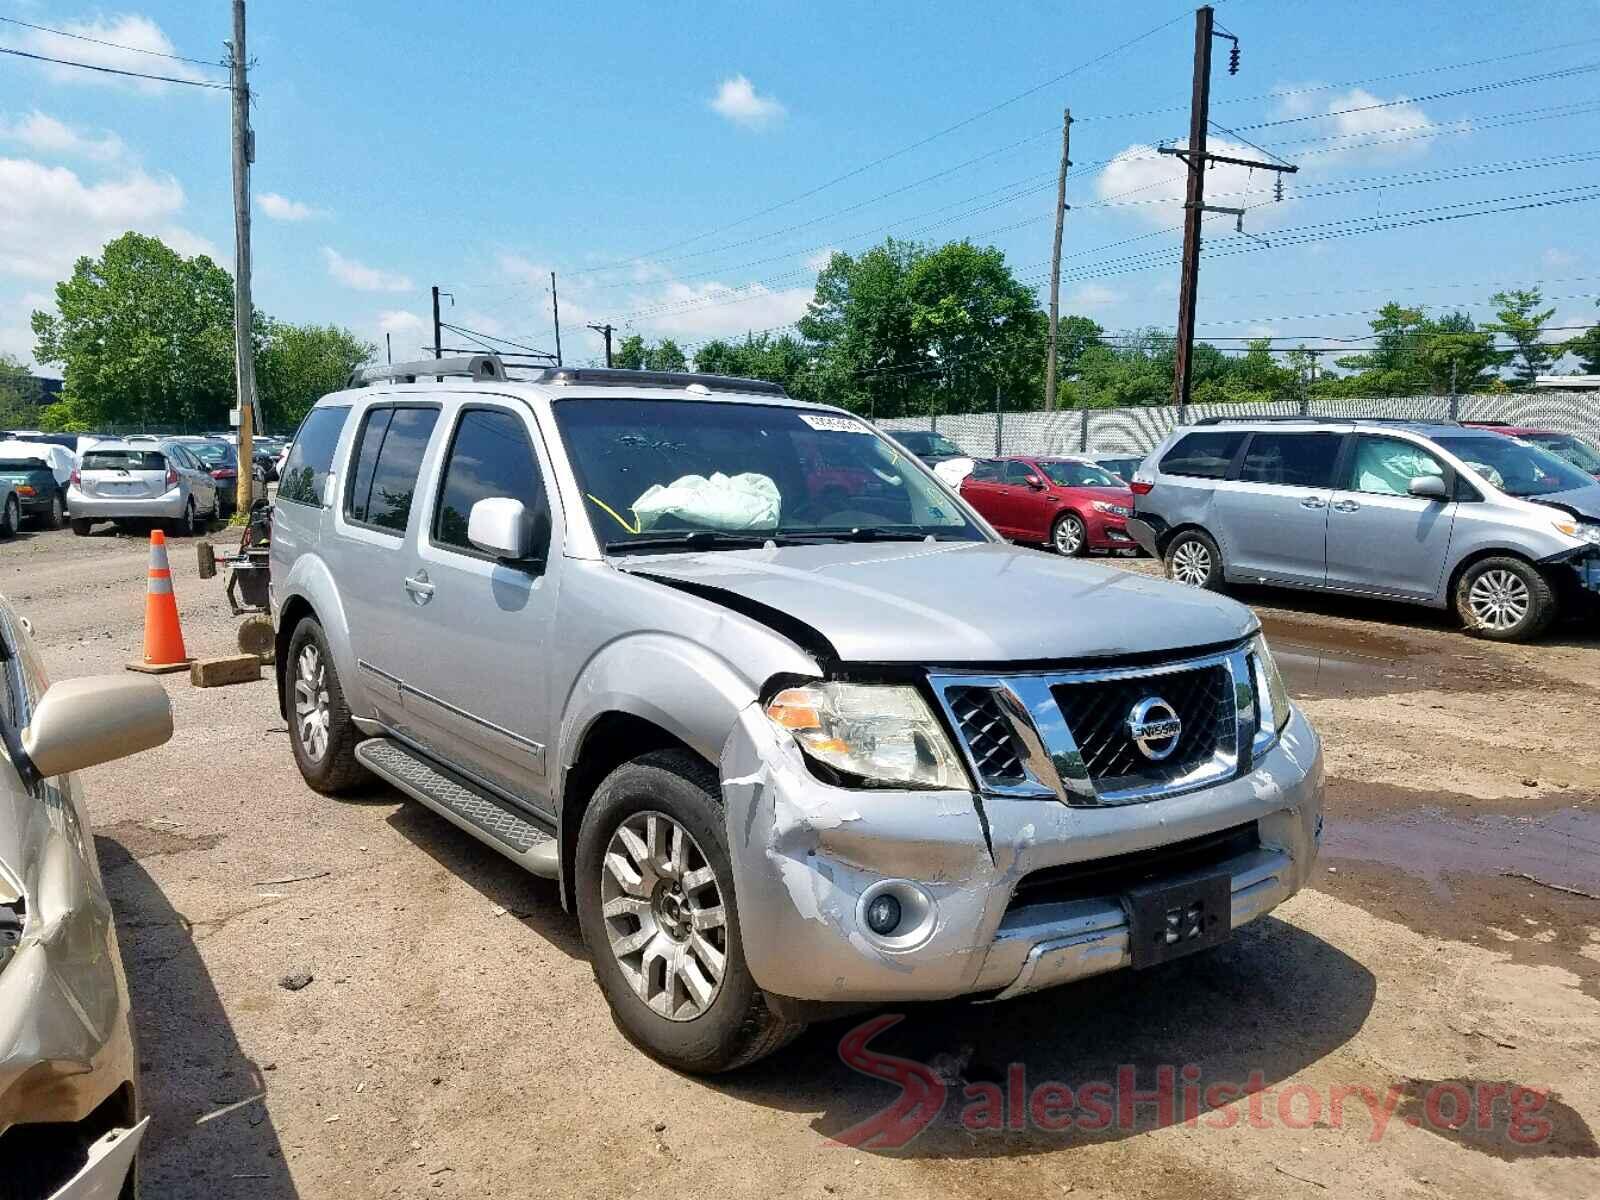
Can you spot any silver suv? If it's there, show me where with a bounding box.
[1131,418,1600,642]
[268,358,1323,1072]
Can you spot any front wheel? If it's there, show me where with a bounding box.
[285,618,368,793]
[1051,512,1087,556]
[575,750,804,1073]
[1455,556,1556,642]
[1164,529,1225,591]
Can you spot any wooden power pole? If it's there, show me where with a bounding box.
[588,323,616,367]
[227,0,257,513]
[551,271,563,366]
[1043,108,1073,412]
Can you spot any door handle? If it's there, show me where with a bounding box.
[1331,499,1361,513]
[404,570,435,604]
[1300,497,1326,509]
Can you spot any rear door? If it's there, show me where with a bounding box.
[1325,434,1459,599]
[167,444,216,512]
[959,460,1011,533]
[78,447,168,502]
[1212,431,1342,585]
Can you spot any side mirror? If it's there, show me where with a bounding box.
[21,675,173,778]
[468,497,547,564]
[1408,475,1450,501]
[1024,475,1045,490]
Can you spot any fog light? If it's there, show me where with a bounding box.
[865,892,902,936]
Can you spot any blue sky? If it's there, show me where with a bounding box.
[2,0,1598,376]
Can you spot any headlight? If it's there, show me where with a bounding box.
[765,682,969,789]
[1091,501,1133,517]
[1249,633,1291,753]
[1552,515,1600,545]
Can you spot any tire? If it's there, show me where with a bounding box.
[1051,512,1087,557]
[285,617,368,794]
[70,517,93,537]
[1454,556,1556,643]
[170,498,198,538]
[575,750,805,1074]
[0,495,16,538]
[1164,528,1226,591]
[44,491,65,530]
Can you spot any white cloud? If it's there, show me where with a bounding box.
[1544,248,1578,269]
[17,15,216,94]
[621,278,813,342]
[805,247,839,272]
[0,290,53,368]
[709,75,786,130]
[0,156,217,282]
[1270,85,1451,165]
[1066,283,1123,310]
[259,192,324,222]
[369,310,428,358]
[1096,139,1298,230]
[0,111,124,162]
[323,247,413,292]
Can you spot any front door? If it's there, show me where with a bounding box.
[1325,434,1459,600]
[386,401,562,816]
[1211,431,1342,586]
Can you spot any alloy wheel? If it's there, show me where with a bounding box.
[600,810,728,1021]
[1467,569,1530,631]
[1170,539,1211,587]
[1055,516,1085,555]
[294,643,331,762]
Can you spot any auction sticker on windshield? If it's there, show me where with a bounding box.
[798,413,870,433]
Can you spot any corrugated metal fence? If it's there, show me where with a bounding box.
[878,391,1600,459]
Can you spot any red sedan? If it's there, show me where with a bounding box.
[960,455,1138,556]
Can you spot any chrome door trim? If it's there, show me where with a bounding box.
[398,679,547,770]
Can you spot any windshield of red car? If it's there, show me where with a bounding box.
[1039,461,1121,488]
[1526,432,1600,474]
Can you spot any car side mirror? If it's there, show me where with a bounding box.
[1408,475,1450,501]
[468,497,548,565]
[21,675,173,778]
[1024,475,1045,490]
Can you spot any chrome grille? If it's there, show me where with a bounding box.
[1052,664,1235,792]
[946,686,1026,786]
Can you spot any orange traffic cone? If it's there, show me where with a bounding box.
[127,529,193,674]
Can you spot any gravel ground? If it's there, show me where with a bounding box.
[4,524,1598,1199]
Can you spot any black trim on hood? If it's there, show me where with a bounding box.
[632,572,839,665]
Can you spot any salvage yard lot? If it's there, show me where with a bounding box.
[4,525,1598,1198]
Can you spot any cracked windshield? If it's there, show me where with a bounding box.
[554,398,984,550]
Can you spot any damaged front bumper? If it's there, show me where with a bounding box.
[721,703,1322,1005]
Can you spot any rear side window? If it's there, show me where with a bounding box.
[1160,431,1247,480]
[278,405,351,507]
[432,408,548,554]
[1238,433,1342,488]
[344,406,439,533]
[82,450,165,471]
[967,460,1001,482]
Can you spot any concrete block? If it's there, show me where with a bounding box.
[190,653,262,688]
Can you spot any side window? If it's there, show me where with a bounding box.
[432,408,549,555]
[1346,437,1447,496]
[1160,431,1247,479]
[279,405,352,507]
[345,406,439,533]
[1003,461,1034,485]
[166,446,189,471]
[968,460,1000,482]
[1238,433,1341,488]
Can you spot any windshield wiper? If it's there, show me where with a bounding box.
[780,526,935,543]
[607,530,789,554]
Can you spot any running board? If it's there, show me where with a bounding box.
[357,738,559,879]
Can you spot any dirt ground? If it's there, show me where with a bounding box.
[4,523,1598,1199]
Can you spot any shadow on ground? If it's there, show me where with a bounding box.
[717,915,1377,1158]
[98,837,296,1198]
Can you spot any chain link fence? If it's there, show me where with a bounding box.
[878,391,1600,459]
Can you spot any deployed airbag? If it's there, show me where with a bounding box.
[633,472,780,532]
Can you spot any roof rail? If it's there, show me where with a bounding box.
[349,354,508,388]
[1192,414,1458,427]
[529,366,789,397]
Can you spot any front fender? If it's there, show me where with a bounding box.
[274,553,359,716]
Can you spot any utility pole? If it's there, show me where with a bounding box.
[1161,6,1295,420]
[551,271,563,366]
[588,322,616,367]
[226,0,256,513]
[386,332,392,365]
[1044,108,1073,412]
[431,284,443,363]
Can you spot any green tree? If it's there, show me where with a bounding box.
[694,332,814,397]
[1416,311,1502,394]
[31,231,247,428]
[1487,288,1557,385]
[1566,302,1600,375]
[612,334,688,372]
[1333,303,1434,395]
[257,322,375,429]
[0,353,36,428]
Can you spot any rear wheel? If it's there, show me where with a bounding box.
[575,750,804,1073]
[1455,556,1556,642]
[1051,512,1087,556]
[170,498,198,538]
[44,491,65,530]
[1164,529,1225,591]
[70,517,93,537]
[285,618,367,793]
[0,495,17,538]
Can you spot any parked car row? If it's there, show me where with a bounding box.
[1129,417,1600,642]
[958,455,1139,555]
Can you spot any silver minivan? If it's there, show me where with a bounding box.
[1130,418,1600,641]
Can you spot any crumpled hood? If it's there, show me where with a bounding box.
[620,540,1256,664]
[1534,482,1600,522]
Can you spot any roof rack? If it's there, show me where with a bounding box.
[349,354,508,388]
[529,366,789,397]
[1192,415,1458,427]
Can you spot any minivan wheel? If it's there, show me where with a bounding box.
[1052,512,1087,557]
[1165,529,1225,591]
[575,750,804,1074]
[1455,556,1555,642]
[285,618,368,793]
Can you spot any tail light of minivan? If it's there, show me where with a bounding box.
[165,462,180,489]
[1129,479,1154,495]
[70,465,80,487]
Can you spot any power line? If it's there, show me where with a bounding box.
[0,15,220,68]
[0,44,231,88]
